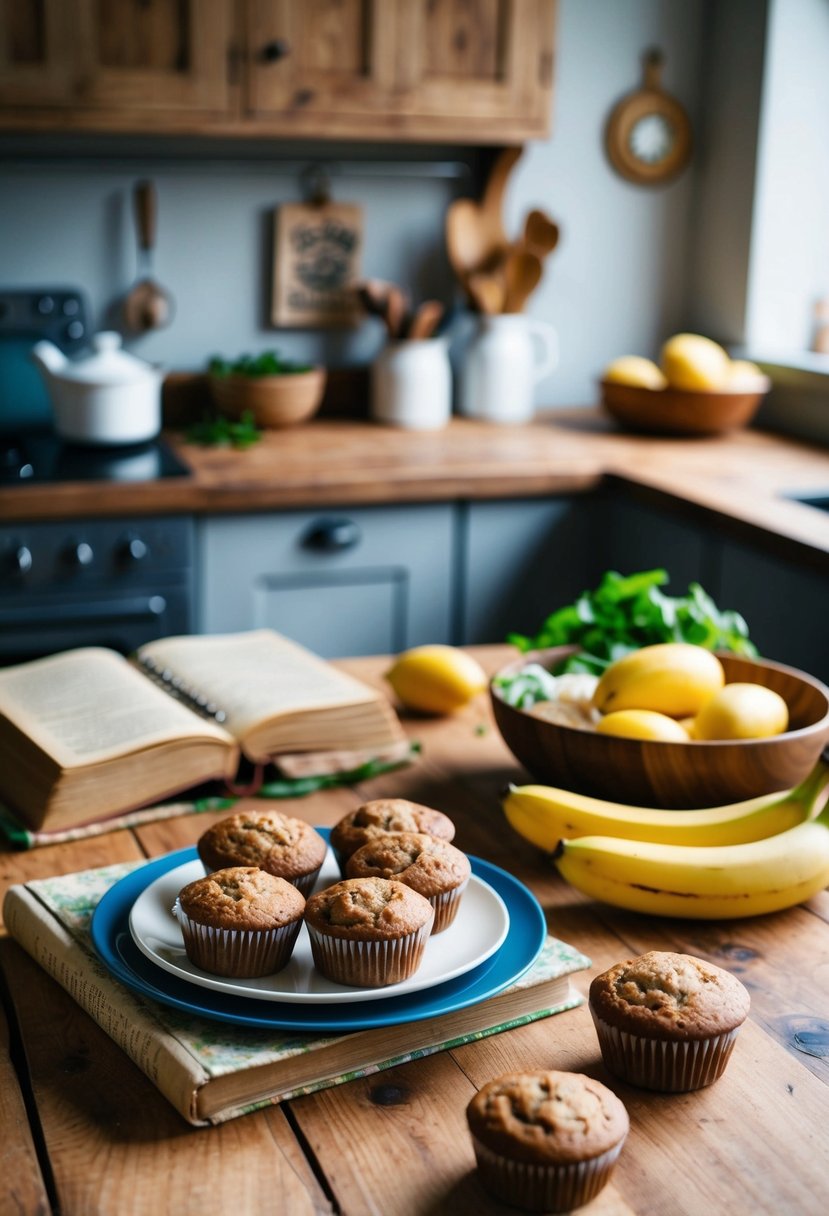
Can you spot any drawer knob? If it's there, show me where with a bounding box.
[261,39,291,63]
[301,518,361,553]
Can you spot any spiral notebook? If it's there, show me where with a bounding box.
[0,630,405,833]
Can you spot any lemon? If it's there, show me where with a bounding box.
[603,355,667,390]
[593,643,725,718]
[726,359,767,390]
[596,709,691,742]
[660,333,731,390]
[385,645,487,715]
[692,683,789,740]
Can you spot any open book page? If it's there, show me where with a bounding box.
[0,648,233,769]
[137,631,386,740]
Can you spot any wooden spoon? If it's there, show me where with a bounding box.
[445,146,523,281]
[123,180,174,333]
[523,209,560,257]
[407,300,445,340]
[503,249,543,313]
[467,271,506,316]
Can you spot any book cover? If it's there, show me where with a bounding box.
[3,862,590,1127]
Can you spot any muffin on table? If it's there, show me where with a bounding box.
[330,798,456,873]
[174,866,305,979]
[466,1070,629,1213]
[197,810,327,897]
[589,950,751,1092]
[345,831,471,933]
[304,876,434,987]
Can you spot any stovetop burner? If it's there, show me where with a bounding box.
[0,428,191,486]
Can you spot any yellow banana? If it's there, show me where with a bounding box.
[552,803,829,919]
[503,757,829,850]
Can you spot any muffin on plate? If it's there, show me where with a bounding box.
[330,798,456,873]
[466,1070,629,1213]
[173,866,305,979]
[589,950,750,1092]
[345,832,471,933]
[304,876,434,987]
[197,810,327,897]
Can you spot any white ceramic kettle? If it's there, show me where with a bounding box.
[460,315,559,424]
[31,331,163,446]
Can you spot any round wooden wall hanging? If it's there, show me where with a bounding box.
[605,48,692,185]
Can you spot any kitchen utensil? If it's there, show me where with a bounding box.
[491,647,829,809]
[30,331,163,445]
[605,48,692,185]
[407,300,445,340]
[356,280,409,339]
[523,209,560,257]
[372,337,452,430]
[460,315,558,424]
[209,368,327,429]
[445,147,522,294]
[600,378,771,436]
[123,181,175,333]
[466,271,506,316]
[503,249,543,313]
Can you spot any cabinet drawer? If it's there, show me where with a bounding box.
[197,504,455,657]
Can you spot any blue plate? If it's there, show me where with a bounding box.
[90,839,546,1032]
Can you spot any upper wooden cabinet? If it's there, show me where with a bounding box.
[0,0,555,143]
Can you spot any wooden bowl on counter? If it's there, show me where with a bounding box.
[600,377,770,436]
[209,367,327,428]
[491,646,829,809]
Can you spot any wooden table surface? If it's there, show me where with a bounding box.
[2,647,828,1216]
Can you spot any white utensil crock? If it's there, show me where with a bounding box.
[371,338,452,430]
[460,315,558,424]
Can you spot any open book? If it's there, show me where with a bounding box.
[0,630,404,832]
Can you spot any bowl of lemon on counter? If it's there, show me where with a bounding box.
[600,333,770,436]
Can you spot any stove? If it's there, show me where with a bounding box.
[0,428,191,486]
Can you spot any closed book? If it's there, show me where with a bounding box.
[3,862,590,1127]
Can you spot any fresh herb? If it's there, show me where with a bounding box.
[209,351,313,378]
[185,410,262,449]
[504,568,758,680]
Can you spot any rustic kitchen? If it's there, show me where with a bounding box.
[1,2,828,1214]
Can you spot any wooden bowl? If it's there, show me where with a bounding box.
[491,646,829,809]
[209,368,326,428]
[600,378,770,436]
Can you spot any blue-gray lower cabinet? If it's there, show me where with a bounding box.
[196,504,455,658]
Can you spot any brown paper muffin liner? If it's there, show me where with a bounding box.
[429,875,470,934]
[173,901,303,979]
[470,1134,626,1213]
[306,917,433,987]
[590,1004,742,1092]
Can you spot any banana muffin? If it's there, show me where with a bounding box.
[466,1070,629,1213]
[197,810,327,897]
[330,798,456,873]
[304,876,434,987]
[174,866,306,978]
[345,832,471,933]
[589,950,751,1092]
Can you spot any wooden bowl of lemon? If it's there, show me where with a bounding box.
[600,334,770,436]
[491,644,829,809]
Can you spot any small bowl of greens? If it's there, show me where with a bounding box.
[208,351,326,429]
[491,569,829,809]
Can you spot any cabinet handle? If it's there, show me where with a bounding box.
[260,39,291,63]
[301,518,362,553]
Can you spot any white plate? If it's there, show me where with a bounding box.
[128,853,510,1005]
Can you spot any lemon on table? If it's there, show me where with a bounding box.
[602,355,668,390]
[692,683,789,740]
[385,645,487,715]
[660,333,731,390]
[596,709,691,742]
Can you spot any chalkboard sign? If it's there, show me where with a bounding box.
[272,201,363,328]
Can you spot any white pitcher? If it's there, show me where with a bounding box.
[460,315,558,424]
[371,337,452,430]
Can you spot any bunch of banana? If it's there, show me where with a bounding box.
[502,755,829,919]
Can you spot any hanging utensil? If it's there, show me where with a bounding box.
[123,180,175,334]
[503,250,543,314]
[466,271,506,316]
[523,209,560,258]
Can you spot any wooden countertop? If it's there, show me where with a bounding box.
[2,647,828,1215]
[1,409,828,564]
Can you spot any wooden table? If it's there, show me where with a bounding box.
[2,648,828,1216]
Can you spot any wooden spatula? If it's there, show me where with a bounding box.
[503,250,543,313]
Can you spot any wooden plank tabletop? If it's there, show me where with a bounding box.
[1,646,828,1216]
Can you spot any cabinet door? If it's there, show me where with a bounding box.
[0,0,76,106]
[393,0,555,140]
[459,498,599,645]
[245,0,396,129]
[72,0,231,114]
[197,505,455,658]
